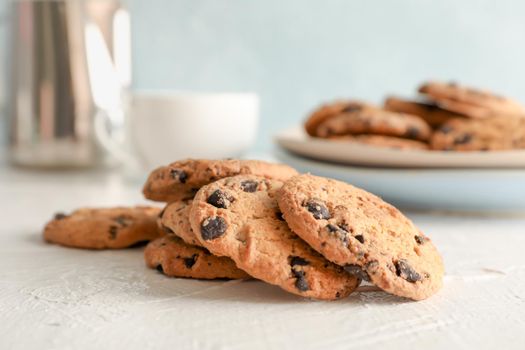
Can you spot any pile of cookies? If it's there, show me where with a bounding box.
[306,81,525,151]
[44,159,444,301]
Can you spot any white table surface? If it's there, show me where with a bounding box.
[2,159,525,350]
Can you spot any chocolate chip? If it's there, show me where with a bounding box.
[184,254,198,268]
[200,216,227,240]
[275,211,285,221]
[206,189,234,209]
[414,235,428,245]
[344,264,370,282]
[290,256,310,266]
[354,234,365,244]
[292,269,309,291]
[395,259,421,283]
[162,225,174,234]
[325,224,349,245]
[109,225,118,239]
[405,127,420,140]
[305,199,331,220]
[170,169,187,183]
[240,180,258,192]
[439,125,453,134]
[454,134,472,145]
[156,264,164,273]
[53,212,67,220]
[342,104,362,113]
[114,215,131,227]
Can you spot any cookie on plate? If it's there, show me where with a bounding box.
[305,100,375,137]
[431,116,525,151]
[419,81,525,119]
[277,174,444,300]
[328,134,429,150]
[159,199,202,247]
[143,159,298,202]
[145,235,250,280]
[315,108,432,141]
[43,206,161,249]
[189,175,359,300]
[384,96,464,128]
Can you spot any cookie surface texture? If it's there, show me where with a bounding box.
[145,236,250,279]
[189,175,359,300]
[143,159,298,202]
[43,206,161,249]
[277,174,444,300]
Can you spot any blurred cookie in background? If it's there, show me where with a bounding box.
[315,108,432,141]
[328,134,429,150]
[304,100,375,137]
[384,96,465,128]
[431,116,525,151]
[418,81,525,119]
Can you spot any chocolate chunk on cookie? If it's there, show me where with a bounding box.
[144,236,250,280]
[431,116,525,151]
[143,159,298,202]
[419,81,525,119]
[43,206,161,249]
[304,100,375,137]
[189,175,359,300]
[328,134,429,150]
[315,108,432,141]
[384,96,465,128]
[277,174,444,300]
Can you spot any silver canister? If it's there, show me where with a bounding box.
[7,0,130,168]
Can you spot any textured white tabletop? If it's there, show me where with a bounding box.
[2,162,525,350]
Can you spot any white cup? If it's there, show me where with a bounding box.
[96,91,259,170]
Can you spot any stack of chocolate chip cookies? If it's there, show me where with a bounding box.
[307,81,525,151]
[44,158,444,301]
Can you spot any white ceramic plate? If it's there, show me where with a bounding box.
[274,150,525,212]
[275,126,525,168]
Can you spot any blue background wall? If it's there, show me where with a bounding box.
[2,0,525,150]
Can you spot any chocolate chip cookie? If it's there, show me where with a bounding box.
[189,175,359,300]
[305,100,375,137]
[384,96,464,128]
[143,159,298,202]
[328,134,429,150]
[277,174,444,300]
[431,116,525,151]
[43,206,161,249]
[419,81,525,119]
[145,235,250,279]
[315,108,432,141]
[159,199,202,247]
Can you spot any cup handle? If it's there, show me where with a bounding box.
[93,108,139,169]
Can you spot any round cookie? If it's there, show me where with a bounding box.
[304,100,374,137]
[384,96,464,128]
[143,159,298,202]
[145,236,250,280]
[189,175,359,300]
[328,134,429,150]
[315,108,432,141]
[160,199,202,247]
[419,81,525,119]
[277,174,444,301]
[43,206,161,249]
[431,116,525,151]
